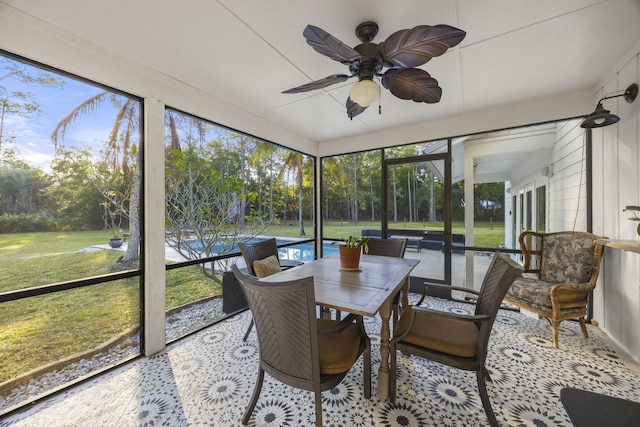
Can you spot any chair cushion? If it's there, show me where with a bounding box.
[395,307,479,358]
[540,234,594,283]
[506,277,590,313]
[507,276,555,310]
[317,319,362,375]
[253,255,281,277]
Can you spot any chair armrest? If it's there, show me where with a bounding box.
[413,305,490,322]
[552,281,593,290]
[550,282,594,298]
[392,306,489,343]
[431,284,481,296]
[416,283,480,305]
[318,313,360,335]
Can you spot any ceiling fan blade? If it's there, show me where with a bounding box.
[381,68,442,103]
[303,25,361,64]
[346,97,368,119]
[282,74,352,94]
[379,24,466,68]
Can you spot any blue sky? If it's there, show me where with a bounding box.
[2,57,123,170]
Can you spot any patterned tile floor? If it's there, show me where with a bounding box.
[2,296,640,426]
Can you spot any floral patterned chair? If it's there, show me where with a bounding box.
[505,231,606,348]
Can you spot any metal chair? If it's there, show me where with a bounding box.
[366,238,408,330]
[390,252,523,427]
[231,264,371,427]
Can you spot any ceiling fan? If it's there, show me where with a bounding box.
[282,21,466,119]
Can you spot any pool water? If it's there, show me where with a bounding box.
[278,241,338,261]
[175,237,338,262]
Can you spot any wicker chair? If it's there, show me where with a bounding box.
[231,264,371,427]
[238,238,302,341]
[505,230,606,348]
[366,238,408,329]
[390,252,523,427]
[238,238,281,276]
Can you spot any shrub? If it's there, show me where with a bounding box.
[0,213,59,233]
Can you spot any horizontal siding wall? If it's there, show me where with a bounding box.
[548,120,588,232]
[592,49,640,362]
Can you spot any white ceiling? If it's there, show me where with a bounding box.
[3,0,640,147]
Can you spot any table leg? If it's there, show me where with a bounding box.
[401,276,409,313]
[320,306,333,319]
[377,299,392,400]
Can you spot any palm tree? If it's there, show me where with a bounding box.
[52,92,141,263]
[321,156,346,221]
[252,142,279,221]
[278,152,307,236]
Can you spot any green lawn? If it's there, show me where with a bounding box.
[264,220,506,248]
[0,230,219,383]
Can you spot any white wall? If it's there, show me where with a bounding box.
[547,120,588,232]
[591,46,640,362]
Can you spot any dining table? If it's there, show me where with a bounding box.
[261,253,420,399]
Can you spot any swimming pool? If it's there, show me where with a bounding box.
[278,241,338,261]
[175,237,338,262]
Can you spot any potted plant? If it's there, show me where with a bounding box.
[108,229,124,248]
[334,235,370,269]
[623,205,640,237]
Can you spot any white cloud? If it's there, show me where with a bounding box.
[65,125,112,148]
[20,148,55,171]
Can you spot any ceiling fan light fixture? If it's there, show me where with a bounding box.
[349,79,379,107]
[581,83,638,128]
[284,22,466,118]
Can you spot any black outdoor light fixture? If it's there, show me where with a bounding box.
[581,83,638,128]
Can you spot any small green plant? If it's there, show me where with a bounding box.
[332,235,370,253]
[623,205,640,236]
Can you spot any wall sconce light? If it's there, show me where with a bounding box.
[580,83,638,128]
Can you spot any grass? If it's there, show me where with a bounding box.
[264,220,506,248]
[0,280,140,381]
[0,230,221,384]
[165,266,218,309]
[0,221,504,384]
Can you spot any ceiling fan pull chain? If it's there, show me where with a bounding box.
[379,78,382,114]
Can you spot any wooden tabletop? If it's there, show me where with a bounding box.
[596,238,640,254]
[261,254,419,317]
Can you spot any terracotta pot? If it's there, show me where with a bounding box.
[339,245,361,269]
